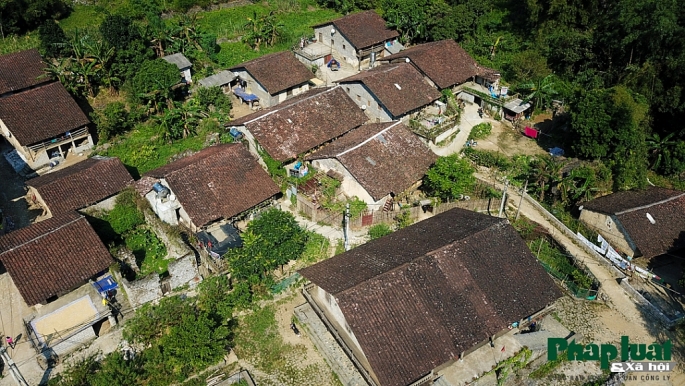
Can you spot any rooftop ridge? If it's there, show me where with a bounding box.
[0,215,83,257]
[335,121,401,157]
[242,86,340,125]
[614,192,685,215]
[334,217,508,297]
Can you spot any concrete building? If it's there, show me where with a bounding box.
[299,208,562,386]
[162,53,193,83]
[229,51,315,108]
[306,121,436,207]
[579,187,685,259]
[337,63,441,122]
[312,11,400,70]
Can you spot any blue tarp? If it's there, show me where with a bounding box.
[233,87,258,102]
[92,275,118,294]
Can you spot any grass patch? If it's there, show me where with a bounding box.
[124,225,169,276]
[301,232,330,264]
[468,122,492,140]
[0,33,40,55]
[98,121,209,177]
[529,238,596,293]
[58,4,108,31]
[234,305,326,385]
[529,350,567,379]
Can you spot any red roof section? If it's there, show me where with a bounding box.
[307,122,437,200]
[0,48,49,95]
[234,87,368,162]
[229,51,314,95]
[338,63,441,118]
[143,144,280,227]
[383,40,480,89]
[0,82,90,145]
[0,212,113,305]
[26,157,133,215]
[316,11,399,50]
[300,209,561,386]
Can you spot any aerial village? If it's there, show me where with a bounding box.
[0,3,684,386]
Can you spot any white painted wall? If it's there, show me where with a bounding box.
[340,82,392,122]
[311,158,388,207]
[579,210,637,257]
[145,178,183,226]
[182,68,192,83]
[314,25,359,67]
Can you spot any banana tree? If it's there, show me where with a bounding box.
[646,132,678,171]
[520,74,566,110]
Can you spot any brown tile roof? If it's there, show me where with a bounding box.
[338,63,441,118]
[315,11,399,50]
[143,144,280,227]
[308,122,436,200]
[0,212,113,305]
[382,40,479,89]
[0,49,49,95]
[0,82,90,146]
[26,157,133,215]
[581,187,684,215]
[300,208,561,386]
[477,65,501,82]
[232,87,368,162]
[229,51,314,95]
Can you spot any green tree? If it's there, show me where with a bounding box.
[156,100,204,141]
[130,59,180,111]
[368,223,393,239]
[100,15,139,50]
[194,86,232,117]
[423,155,476,200]
[38,19,69,58]
[88,352,141,386]
[508,50,551,82]
[91,102,134,141]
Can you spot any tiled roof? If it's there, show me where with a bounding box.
[581,187,684,215]
[307,122,436,200]
[229,51,314,95]
[0,82,90,146]
[382,40,479,89]
[231,87,368,162]
[315,11,399,50]
[338,63,441,118]
[0,212,113,305]
[300,208,561,386]
[143,144,280,227]
[0,48,49,95]
[26,156,133,215]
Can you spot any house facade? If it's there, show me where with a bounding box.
[138,144,281,233]
[0,82,92,171]
[579,187,685,259]
[306,121,436,206]
[313,11,400,70]
[299,208,562,386]
[229,51,315,108]
[338,63,441,122]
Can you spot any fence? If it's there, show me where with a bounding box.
[296,193,492,229]
[538,260,598,300]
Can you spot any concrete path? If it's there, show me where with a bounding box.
[281,199,368,246]
[429,103,490,157]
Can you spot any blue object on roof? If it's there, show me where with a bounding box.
[92,275,118,294]
[233,87,259,102]
[229,127,243,139]
[294,161,303,170]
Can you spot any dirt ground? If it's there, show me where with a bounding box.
[476,119,547,157]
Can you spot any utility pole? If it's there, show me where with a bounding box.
[515,180,528,221]
[0,345,30,386]
[344,203,350,251]
[498,180,509,218]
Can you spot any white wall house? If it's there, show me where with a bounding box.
[162,53,193,83]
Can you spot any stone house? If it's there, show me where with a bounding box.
[313,11,401,70]
[579,187,685,259]
[26,156,133,217]
[0,211,116,355]
[229,51,315,108]
[229,86,368,165]
[162,53,193,83]
[337,63,441,122]
[306,121,436,207]
[0,82,93,171]
[136,143,280,233]
[299,208,562,386]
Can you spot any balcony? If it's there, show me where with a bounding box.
[27,127,89,153]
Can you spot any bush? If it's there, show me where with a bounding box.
[108,188,145,234]
[368,223,393,240]
[463,147,512,170]
[91,102,134,141]
[468,122,492,140]
[423,154,476,200]
[395,210,413,229]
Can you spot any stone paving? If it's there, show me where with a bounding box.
[294,303,369,386]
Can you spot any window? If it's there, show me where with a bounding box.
[606,217,612,230]
[376,102,381,110]
[356,94,361,102]
[343,44,346,50]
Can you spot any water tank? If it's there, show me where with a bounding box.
[152,182,170,199]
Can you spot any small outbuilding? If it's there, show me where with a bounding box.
[162,53,193,83]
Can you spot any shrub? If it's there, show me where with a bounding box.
[468,122,492,140]
[368,223,393,240]
[423,154,476,200]
[108,188,145,234]
[463,147,512,170]
[395,210,413,229]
